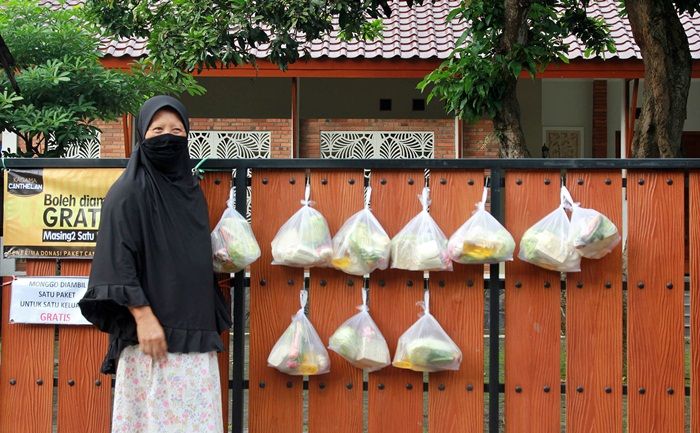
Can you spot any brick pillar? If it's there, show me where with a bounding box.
[592,80,608,158]
[462,119,497,158]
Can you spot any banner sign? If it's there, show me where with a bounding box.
[9,276,91,325]
[3,168,123,259]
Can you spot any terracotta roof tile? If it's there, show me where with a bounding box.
[38,0,700,60]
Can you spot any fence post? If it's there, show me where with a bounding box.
[489,168,503,433]
[231,167,248,433]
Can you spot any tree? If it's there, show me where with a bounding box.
[625,1,699,158]
[0,0,203,158]
[418,0,614,157]
[85,0,421,72]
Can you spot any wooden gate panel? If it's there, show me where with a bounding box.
[0,260,56,433]
[429,170,485,433]
[57,260,111,433]
[691,172,700,433]
[249,170,305,433]
[627,171,685,433]
[566,171,623,433]
[367,170,424,433]
[308,170,364,433]
[200,171,234,431]
[504,171,561,433]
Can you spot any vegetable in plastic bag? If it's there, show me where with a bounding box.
[268,290,330,375]
[328,288,390,372]
[211,189,261,273]
[448,184,515,264]
[518,186,581,272]
[393,291,462,372]
[331,187,391,275]
[569,204,620,259]
[391,187,452,271]
[272,183,333,267]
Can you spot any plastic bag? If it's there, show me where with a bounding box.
[211,189,261,273]
[328,288,391,372]
[268,290,330,375]
[331,187,391,275]
[393,291,462,372]
[518,186,581,272]
[271,183,333,267]
[391,187,452,271]
[448,184,515,264]
[569,204,620,259]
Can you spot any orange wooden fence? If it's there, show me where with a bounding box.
[0,165,698,433]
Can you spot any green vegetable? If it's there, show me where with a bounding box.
[405,337,458,367]
[329,326,360,360]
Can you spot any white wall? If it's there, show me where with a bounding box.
[541,79,593,158]
[300,78,450,119]
[607,80,622,158]
[181,78,292,118]
[684,79,700,130]
[517,79,543,157]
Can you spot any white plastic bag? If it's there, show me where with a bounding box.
[331,187,391,275]
[271,183,333,267]
[211,189,261,273]
[267,290,330,376]
[518,186,581,272]
[569,204,620,259]
[328,288,391,372]
[448,184,515,264]
[391,187,452,271]
[393,290,462,372]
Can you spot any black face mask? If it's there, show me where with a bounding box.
[140,134,189,175]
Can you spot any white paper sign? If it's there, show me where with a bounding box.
[9,276,90,325]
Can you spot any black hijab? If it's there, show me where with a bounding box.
[79,95,230,374]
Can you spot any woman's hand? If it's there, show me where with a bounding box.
[129,306,168,360]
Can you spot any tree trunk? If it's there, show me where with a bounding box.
[494,0,532,158]
[626,0,690,158]
[494,76,531,158]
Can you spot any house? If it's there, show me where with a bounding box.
[11,0,700,160]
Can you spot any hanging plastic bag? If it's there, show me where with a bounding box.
[393,290,462,372]
[267,290,330,375]
[569,203,620,259]
[211,188,261,273]
[518,186,581,272]
[328,287,391,372]
[448,183,515,264]
[330,187,391,275]
[271,182,333,267]
[391,187,452,271]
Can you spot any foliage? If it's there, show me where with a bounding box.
[85,0,421,72]
[418,0,615,123]
[0,0,204,158]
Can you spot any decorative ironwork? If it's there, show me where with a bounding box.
[321,131,434,159]
[188,131,270,221]
[47,134,101,159]
[188,131,271,159]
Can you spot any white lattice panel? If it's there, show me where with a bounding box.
[320,131,434,159]
[188,131,271,159]
[52,134,101,158]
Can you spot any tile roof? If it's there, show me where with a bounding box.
[39,0,700,60]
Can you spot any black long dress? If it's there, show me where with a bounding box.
[79,96,231,374]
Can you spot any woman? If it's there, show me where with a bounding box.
[79,95,231,433]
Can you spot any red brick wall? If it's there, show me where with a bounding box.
[300,118,456,158]
[463,119,497,158]
[96,118,293,159]
[592,80,608,158]
[94,119,126,158]
[189,118,292,158]
[97,117,501,159]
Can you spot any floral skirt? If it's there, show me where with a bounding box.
[112,345,223,433]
